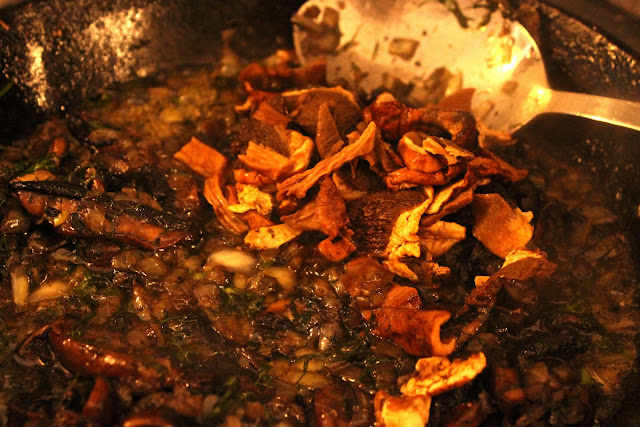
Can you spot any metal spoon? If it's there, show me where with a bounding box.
[292,0,640,132]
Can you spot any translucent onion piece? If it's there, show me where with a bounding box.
[207,249,256,274]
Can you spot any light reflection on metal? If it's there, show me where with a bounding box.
[529,86,551,108]
[84,8,148,81]
[26,42,47,107]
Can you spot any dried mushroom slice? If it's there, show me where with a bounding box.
[174,137,226,179]
[252,101,291,127]
[385,186,434,260]
[317,230,356,261]
[397,132,447,173]
[314,176,349,239]
[348,189,427,257]
[11,181,194,250]
[470,148,528,182]
[282,86,362,136]
[175,137,247,234]
[422,134,474,162]
[374,391,431,427]
[237,128,313,182]
[398,131,474,174]
[364,98,479,149]
[372,308,456,357]
[280,128,315,174]
[383,164,466,190]
[281,177,348,238]
[382,284,422,310]
[315,101,344,159]
[228,185,274,217]
[244,223,300,250]
[238,141,293,181]
[401,352,487,397]
[383,258,450,283]
[472,193,534,258]
[418,220,467,259]
[277,121,376,200]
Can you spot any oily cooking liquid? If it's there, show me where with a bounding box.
[0,62,637,425]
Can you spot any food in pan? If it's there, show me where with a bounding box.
[0,46,637,425]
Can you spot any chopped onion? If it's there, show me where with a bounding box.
[10,267,29,312]
[233,274,248,290]
[112,249,146,271]
[294,371,330,388]
[201,395,220,421]
[263,266,297,292]
[271,359,330,388]
[183,255,203,271]
[84,208,108,233]
[0,209,31,234]
[28,279,71,304]
[193,284,220,300]
[136,256,169,278]
[207,249,256,274]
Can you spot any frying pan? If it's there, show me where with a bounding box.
[1,0,639,423]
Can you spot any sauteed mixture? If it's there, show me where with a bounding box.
[0,49,637,426]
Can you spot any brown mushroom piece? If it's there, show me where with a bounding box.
[382,284,423,310]
[232,113,291,156]
[238,141,295,181]
[238,51,326,91]
[401,352,487,397]
[277,121,376,200]
[397,134,447,174]
[82,377,115,425]
[10,181,195,250]
[471,193,534,258]
[244,223,301,250]
[282,86,362,136]
[281,176,348,239]
[238,127,313,181]
[175,137,248,233]
[456,249,556,346]
[363,99,479,149]
[47,321,177,387]
[250,177,354,255]
[315,101,345,159]
[348,189,427,257]
[342,256,395,298]
[397,131,474,174]
[470,148,528,182]
[420,171,477,228]
[372,308,456,357]
[384,187,434,261]
[418,220,467,259]
[316,230,356,261]
[383,164,466,190]
[374,391,432,427]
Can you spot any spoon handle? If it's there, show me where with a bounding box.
[547,90,640,132]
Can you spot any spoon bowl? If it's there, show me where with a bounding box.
[293,0,640,132]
